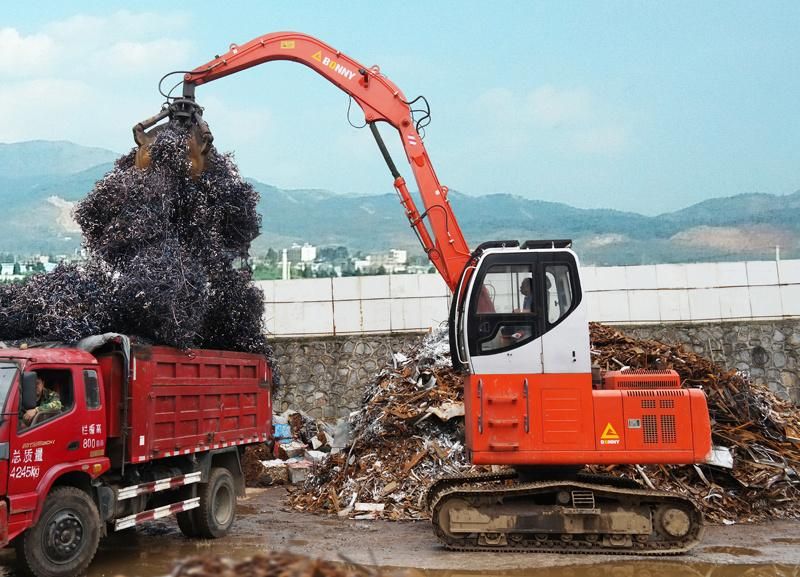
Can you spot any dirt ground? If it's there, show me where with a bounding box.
[1,486,798,577]
[233,487,800,569]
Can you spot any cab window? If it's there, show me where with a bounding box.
[470,263,540,354]
[18,369,74,431]
[546,265,574,324]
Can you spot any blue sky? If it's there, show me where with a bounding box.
[2,1,798,214]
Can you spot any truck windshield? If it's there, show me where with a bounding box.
[0,362,18,416]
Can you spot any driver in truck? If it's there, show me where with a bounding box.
[21,374,62,425]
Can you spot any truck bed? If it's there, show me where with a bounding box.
[98,345,271,465]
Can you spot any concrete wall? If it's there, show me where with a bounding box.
[271,333,422,420]
[583,259,800,324]
[257,259,800,336]
[257,275,449,337]
[263,259,800,418]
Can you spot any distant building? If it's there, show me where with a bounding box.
[389,249,407,265]
[354,249,409,274]
[287,243,317,263]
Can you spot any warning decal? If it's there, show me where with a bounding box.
[600,422,621,445]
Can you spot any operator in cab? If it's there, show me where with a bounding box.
[22,374,62,425]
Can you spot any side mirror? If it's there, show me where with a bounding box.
[21,372,38,411]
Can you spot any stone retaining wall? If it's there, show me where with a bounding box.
[272,320,800,421]
[271,333,425,420]
[616,320,800,404]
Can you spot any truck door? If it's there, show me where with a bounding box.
[9,367,106,499]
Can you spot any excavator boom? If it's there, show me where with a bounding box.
[135,32,471,291]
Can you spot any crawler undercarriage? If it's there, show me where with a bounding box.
[427,471,704,554]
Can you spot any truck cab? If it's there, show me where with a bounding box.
[0,349,111,547]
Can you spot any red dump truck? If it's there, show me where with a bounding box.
[0,333,272,577]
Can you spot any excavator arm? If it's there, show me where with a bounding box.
[136,31,471,291]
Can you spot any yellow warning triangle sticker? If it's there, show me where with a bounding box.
[311,51,322,62]
[601,422,620,440]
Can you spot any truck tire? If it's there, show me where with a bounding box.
[16,486,101,577]
[195,467,236,538]
[176,510,200,538]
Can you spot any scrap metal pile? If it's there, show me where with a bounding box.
[588,322,800,523]
[288,329,488,520]
[289,325,799,524]
[0,124,275,363]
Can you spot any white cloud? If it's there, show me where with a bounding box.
[475,84,629,156]
[573,125,628,154]
[44,10,190,44]
[526,85,591,128]
[0,10,192,83]
[200,96,273,148]
[98,39,192,75]
[0,10,195,148]
[0,28,56,76]
[0,79,94,142]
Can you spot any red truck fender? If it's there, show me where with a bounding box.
[8,457,110,541]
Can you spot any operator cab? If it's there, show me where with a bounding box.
[450,240,591,376]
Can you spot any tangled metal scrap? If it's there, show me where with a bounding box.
[588,323,800,523]
[288,329,488,520]
[290,325,800,524]
[0,123,277,373]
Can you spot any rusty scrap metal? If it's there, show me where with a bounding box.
[289,324,799,524]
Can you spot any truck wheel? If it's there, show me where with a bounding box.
[195,467,236,538]
[16,486,101,577]
[176,510,200,538]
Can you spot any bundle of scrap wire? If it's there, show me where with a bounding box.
[0,123,277,376]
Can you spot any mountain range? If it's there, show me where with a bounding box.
[1,140,797,265]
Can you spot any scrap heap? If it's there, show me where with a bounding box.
[0,124,276,367]
[588,323,800,523]
[289,325,799,524]
[288,329,487,520]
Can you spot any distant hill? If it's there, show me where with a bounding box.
[0,141,118,179]
[0,140,797,265]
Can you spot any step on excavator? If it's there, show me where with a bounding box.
[135,32,713,554]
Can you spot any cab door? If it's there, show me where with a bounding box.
[463,252,543,376]
[8,367,106,501]
[539,253,591,374]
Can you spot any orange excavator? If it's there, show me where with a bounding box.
[135,32,713,554]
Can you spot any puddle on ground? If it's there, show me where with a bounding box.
[772,537,800,544]
[0,530,795,577]
[390,566,800,577]
[701,546,763,556]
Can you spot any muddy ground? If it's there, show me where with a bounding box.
[1,487,798,577]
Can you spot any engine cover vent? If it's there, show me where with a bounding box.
[603,369,681,390]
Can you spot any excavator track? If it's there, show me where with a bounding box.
[429,478,703,555]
